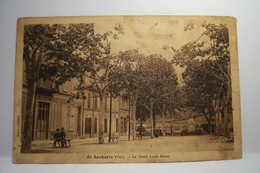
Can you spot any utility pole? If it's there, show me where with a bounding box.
[108,93,112,143]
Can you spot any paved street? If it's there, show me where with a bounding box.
[31,135,234,154]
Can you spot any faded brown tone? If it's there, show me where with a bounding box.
[13,16,242,163]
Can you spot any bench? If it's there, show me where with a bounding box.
[51,138,72,148]
[65,138,72,147]
[50,130,72,148]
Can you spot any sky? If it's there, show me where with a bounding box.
[93,16,205,58]
[23,16,228,60]
[22,15,231,59]
[26,16,229,83]
[91,16,209,83]
[82,16,231,83]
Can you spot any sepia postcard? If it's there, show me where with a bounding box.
[13,16,242,163]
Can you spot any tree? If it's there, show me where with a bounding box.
[137,55,178,138]
[68,23,124,142]
[156,84,178,136]
[182,60,225,133]
[109,49,146,140]
[110,51,178,139]
[22,23,108,152]
[172,23,232,136]
[22,24,73,153]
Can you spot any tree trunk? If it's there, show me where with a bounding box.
[81,98,85,138]
[170,111,173,136]
[223,103,228,137]
[224,62,231,137]
[221,80,231,137]
[213,98,221,135]
[162,104,166,136]
[208,113,212,133]
[130,96,137,140]
[99,95,105,130]
[21,81,37,153]
[222,60,231,137]
[98,95,105,143]
[150,100,154,138]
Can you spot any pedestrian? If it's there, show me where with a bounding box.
[60,127,67,148]
[154,127,159,138]
[52,128,61,148]
[136,125,143,140]
[99,131,104,144]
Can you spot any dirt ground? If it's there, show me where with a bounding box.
[32,135,234,154]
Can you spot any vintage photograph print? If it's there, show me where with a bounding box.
[13,16,242,163]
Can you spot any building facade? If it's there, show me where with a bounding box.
[21,78,130,141]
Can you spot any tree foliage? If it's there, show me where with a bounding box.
[136,55,178,137]
[108,50,179,138]
[22,24,73,153]
[22,23,120,152]
[172,23,232,135]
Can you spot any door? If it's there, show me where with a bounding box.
[85,118,92,136]
[34,102,50,140]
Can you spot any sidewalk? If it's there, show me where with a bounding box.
[32,135,132,147]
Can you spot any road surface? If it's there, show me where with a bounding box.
[32,135,234,154]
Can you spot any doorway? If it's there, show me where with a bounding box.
[34,102,50,140]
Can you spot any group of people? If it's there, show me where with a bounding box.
[52,127,68,148]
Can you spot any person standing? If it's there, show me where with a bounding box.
[99,131,104,144]
[52,128,61,148]
[60,127,67,147]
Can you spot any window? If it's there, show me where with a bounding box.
[120,117,128,133]
[124,117,127,133]
[94,118,97,133]
[121,97,128,110]
[116,119,119,133]
[85,118,92,134]
[104,118,108,133]
[93,94,98,110]
[87,93,91,109]
[38,102,50,121]
[77,107,81,136]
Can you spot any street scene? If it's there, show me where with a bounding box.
[14,16,237,163]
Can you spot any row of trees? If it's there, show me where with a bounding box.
[22,23,179,152]
[171,23,232,136]
[112,51,179,138]
[22,22,232,153]
[22,23,123,152]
